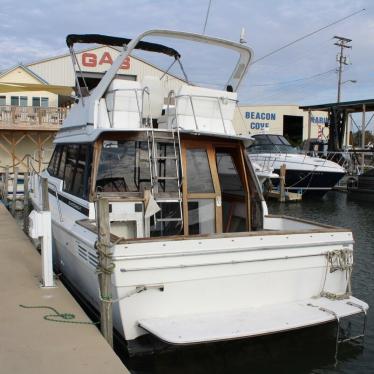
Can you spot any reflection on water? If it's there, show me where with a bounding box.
[121,192,374,373]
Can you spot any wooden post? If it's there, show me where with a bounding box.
[279,164,286,203]
[23,171,29,232]
[3,166,9,204]
[41,177,49,211]
[11,167,18,215]
[361,104,366,171]
[96,198,113,347]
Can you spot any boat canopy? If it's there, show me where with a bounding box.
[66,34,181,59]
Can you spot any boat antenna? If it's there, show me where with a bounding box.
[240,28,247,44]
[202,0,212,35]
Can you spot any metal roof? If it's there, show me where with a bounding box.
[300,99,374,113]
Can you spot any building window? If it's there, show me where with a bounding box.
[0,96,5,106]
[11,96,19,106]
[41,97,49,108]
[20,96,27,107]
[32,97,41,107]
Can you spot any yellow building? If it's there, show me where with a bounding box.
[0,45,186,174]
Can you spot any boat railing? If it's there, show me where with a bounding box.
[106,87,151,128]
[172,93,238,135]
[306,150,374,175]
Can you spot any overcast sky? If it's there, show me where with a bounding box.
[0,0,373,106]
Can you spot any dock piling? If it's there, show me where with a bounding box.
[11,167,18,215]
[279,164,286,203]
[96,198,114,347]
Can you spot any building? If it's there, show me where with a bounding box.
[233,104,329,146]
[0,45,186,173]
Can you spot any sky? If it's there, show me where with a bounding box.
[0,0,373,106]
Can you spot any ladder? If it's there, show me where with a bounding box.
[146,125,183,225]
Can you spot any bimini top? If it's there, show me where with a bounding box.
[66,33,181,59]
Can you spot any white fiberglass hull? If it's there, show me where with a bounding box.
[249,153,345,195]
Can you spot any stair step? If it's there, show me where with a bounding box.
[155,176,179,180]
[156,217,183,222]
[154,156,178,160]
[152,135,176,141]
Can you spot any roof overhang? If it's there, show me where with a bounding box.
[300,99,374,113]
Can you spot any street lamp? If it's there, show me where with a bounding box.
[342,79,357,84]
[339,80,357,102]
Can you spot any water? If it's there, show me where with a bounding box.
[126,191,374,373]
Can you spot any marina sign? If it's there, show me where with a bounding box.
[81,51,131,69]
[245,111,276,130]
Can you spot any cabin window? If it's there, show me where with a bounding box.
[60,144,91,199]
[188,199,215,234]
[97,141,150,193]
[186,149,214,193]
[0,96,5,106]
[97,140,180,194]
[57,146,67,180]
[47,146,62,177]
[216,150,247,232]
[183,144,218,236]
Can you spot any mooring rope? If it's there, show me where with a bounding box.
[19,304,99,325]
[320,249,353,300]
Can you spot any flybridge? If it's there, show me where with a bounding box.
[60,30,253,137]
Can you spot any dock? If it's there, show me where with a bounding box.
[0,203,129,374]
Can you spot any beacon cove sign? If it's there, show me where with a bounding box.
[245,111,276,130]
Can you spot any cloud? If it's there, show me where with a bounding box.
[0,0,372,106]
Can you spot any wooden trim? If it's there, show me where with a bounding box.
[181,144,189,236]
[239,144,251,230]
[90,139,102,201]
[207,144,222,233]
[187,192,216,199]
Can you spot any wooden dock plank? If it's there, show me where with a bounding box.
[0,204,129,374]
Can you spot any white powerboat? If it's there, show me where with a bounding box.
[31,30,367,354]
[247,134,346,196]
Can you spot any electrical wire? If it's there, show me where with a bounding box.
[250,8,366,66]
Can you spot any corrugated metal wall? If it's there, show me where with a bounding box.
[26,46,186,96]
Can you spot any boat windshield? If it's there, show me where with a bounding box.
[247,135,299,154]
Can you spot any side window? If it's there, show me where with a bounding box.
[63,145,79,193]
[57,145,67,180]
[47,146,62,176]
[71,145,88,198]
[62,144,90,199]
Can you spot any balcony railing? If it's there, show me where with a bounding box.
[0,105,68,130]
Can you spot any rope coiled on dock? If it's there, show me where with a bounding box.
[19,304,99,325]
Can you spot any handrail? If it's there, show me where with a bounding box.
[106,87,151,128]
[46,181,64,223]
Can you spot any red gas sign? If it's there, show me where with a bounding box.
[81,51,130,69]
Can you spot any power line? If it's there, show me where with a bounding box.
[250,68,336,87]
[250,8,365,66]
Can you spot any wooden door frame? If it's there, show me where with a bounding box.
[181,139,223,235]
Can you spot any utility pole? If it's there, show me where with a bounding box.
[334,36,352,103]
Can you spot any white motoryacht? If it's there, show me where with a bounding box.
[31,30,367,354]
[247,134,346,196]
